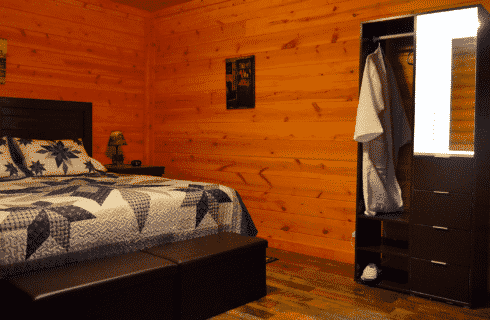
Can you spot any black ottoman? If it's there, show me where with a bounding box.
[0,251,178,320]
[143,232,268,320]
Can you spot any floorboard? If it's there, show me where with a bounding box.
[210,247,490,320]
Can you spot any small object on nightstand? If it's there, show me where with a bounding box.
[131,160,142,167]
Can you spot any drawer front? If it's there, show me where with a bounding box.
[411,225,471,266]
[411,190,473,230]
[413,156,474,194]
[411,257,469,303]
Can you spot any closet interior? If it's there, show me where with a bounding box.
[354,5,490,308]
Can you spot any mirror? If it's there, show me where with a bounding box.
[414,7,479,157]
[449,37,476,153]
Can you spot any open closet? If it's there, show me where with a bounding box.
[354,4,490,308]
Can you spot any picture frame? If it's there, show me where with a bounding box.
[0,39,6,85]
[226,55,255,109]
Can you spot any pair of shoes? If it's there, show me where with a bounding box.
[360,263,381,282]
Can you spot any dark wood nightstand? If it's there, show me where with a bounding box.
[105,165,165,177]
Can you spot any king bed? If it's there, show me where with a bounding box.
[0,97,268,320]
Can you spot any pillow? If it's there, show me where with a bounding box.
[0,136,26,180]
[12,138,107,176]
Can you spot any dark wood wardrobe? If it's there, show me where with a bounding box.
[354,4,490,308]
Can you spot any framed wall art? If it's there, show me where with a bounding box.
[226,55,255,109]
[0,39,6,85]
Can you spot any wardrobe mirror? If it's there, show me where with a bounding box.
[414,7,480,157]
[449,36,476,153]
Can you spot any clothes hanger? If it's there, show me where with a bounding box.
[407,50,414,65]
[373,36,414,66]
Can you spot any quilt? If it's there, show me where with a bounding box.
[0,172,257,277]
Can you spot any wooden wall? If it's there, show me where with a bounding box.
[150,0,490,264]
[0,0,149,163]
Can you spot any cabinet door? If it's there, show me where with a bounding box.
[411,258,470,303]
[411,225,471,266]
[411,190,473,230]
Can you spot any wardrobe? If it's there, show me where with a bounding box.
[354,4,490,308]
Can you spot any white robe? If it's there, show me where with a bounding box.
[354,45,412,216]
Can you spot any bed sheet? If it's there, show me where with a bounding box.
[0,172,257,277]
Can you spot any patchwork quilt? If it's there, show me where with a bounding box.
[0,172,257,277]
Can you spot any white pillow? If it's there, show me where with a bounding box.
[0,136,26,180]
[12,138,107,176]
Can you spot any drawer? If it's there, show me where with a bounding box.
[410,257,469,303]
[411,190,473,230]
[411,225,471,266]
[413,156,474,194]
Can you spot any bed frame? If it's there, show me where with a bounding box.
[0,97,268,320]
[0,97,92,157]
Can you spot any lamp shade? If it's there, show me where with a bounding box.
[108,131,127,146]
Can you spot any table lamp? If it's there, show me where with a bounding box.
[108,131,127,166]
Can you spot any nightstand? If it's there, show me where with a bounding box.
[105,165,165,177]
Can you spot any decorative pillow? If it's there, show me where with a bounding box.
[0,137,26,180]
[12,138,107,176]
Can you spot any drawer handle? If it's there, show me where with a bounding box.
[431,260,447,266]
[432,226,448,230]
[433,191,449,194]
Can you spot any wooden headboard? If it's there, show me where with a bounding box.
[0,97,93,157]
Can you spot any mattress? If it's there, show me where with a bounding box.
[0,172,257,277]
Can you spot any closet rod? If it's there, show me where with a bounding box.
[372,32,415,42]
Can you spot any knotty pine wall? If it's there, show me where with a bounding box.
[149,0,490,265]
[150,0,361,264]
[0,0,150,164]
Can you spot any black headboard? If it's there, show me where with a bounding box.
[0,97,93,157]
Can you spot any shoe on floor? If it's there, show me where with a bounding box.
[361,263,380,281]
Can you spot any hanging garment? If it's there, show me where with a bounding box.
[354,45,412,216]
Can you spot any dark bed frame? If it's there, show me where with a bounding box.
[0,97,93,156]
[0,97,268,320]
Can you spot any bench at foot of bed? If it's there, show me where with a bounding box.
[143,232,269,320]
[0,251,179,320]
[0,232,268,320]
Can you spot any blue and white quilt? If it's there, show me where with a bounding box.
[0,172,257,277]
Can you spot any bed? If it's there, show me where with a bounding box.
[0,97,266,320]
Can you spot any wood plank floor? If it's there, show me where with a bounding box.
[210,247,490,320]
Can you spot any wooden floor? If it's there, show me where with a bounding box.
[210,247,490,320]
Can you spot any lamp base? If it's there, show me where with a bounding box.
[112,154,124,166]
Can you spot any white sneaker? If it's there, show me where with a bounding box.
[361,263,380,281]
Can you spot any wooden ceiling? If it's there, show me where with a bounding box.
[109,0,194,12]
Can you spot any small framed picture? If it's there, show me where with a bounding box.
[226,55,255,109]
[0,39,6,85]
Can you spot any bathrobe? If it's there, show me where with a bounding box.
[354,45,412,216]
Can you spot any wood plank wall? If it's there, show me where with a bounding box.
[0,0,149,163]
[150,0,490,265]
